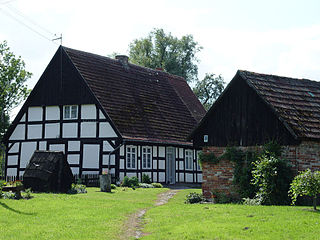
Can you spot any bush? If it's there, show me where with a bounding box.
[142,174,152,184]
[151,183,163,188]
[185,192,205,204]
[211,191,239,204]
[251,154,293,205]
[23,188,32,199]
[2,191,16,199]
[138,183,154,188]
[242,197,262,206]
[121,176,139,187]
[68,184,87,194]
[110,184,117,190]
[289,169,320,210]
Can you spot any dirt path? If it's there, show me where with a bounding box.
[120,189,179,239]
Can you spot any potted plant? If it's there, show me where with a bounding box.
[100,169,111,192]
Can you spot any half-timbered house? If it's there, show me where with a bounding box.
[189,70,320,197]
[2,46,206,184]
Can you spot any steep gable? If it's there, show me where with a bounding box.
[64,47,206,145]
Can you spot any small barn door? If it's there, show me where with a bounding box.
[166,147,176,184]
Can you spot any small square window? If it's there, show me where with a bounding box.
[204,135,208,143]
[64,105,78,119]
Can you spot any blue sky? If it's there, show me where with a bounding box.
[1,0,320,116]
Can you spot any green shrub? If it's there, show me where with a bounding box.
[151,183,163,188]
[185,192,204,204]
[68,184,87,194]
[242,197,262,205]
[138,183,154,188]
[289,169,320,210]
[23,188,32,199]
[252,154,293,205]
[121,176,139,187]
[110,184,117,190]
[211,191,239,203]
[142,174,152,184]
[2,191,16,199]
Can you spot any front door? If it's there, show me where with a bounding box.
[166,147,176,184]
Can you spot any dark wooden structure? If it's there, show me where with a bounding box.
[23,151,73,193]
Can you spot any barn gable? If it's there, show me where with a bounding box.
[190,70,300,147]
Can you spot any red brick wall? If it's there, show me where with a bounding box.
[202,141,320,199]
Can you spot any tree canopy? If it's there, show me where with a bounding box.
[128,28,202,83]
[0,40,31,141]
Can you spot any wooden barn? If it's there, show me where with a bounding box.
[189,70,320,197]
[2,46,205,184]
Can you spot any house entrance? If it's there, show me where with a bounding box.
[166,147,176,184]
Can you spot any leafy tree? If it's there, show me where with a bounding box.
[128,28,202,83]
[289,169,320,210]
[0,40,31,141]
[193,73,225,110]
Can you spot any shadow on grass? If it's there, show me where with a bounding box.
[0,201,36,215]
[302,208,320,214]
[95,191,115,194]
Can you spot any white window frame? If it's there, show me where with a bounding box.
[64,105,78,120]
[185,149,193,170]
[197,151,202,171]
[142,146,152,169]
[126,146,137,169]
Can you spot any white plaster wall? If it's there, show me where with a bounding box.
[179,161,184,170]
[153,174,157,182]
[28,107,43,121]
[20,114,26,122]
[176,173,178,182]
[126,172,136,178]
[68,141,80,151]
[186,173,193,183]
[99,110,106,119]
[83,144,99,168]
[138,146,141,157]
[71,167,79,175]
[81,122,96,138]
[179,173,184,182]
[120,159,124,169]
[179,148,184,158]
[153,160,157,169]
[102,154,115,165]
[21,142,37,168]
[119,172,125,181]
[197,174,203,182]
[120,146,124,156]
[82,171,99,175]
[27,124,42,139]
[49,144,65,153]
[67,154,80,164]
[99,122,117,138]
[9,124,25,140]
[103,141,114,151]
[159,160,165,169]
[39,141,47,150]
[63,123,78,138]
[159,172,165,182]
[7,155,18,166]
[45,123,60,139]
[8,143,19,153]
[81,104,96,119]
[46,106,60,120]
[19,171,24,177]
[159,147,165,157]
[7,168,17,176]
[176,162,179,169]
[153,146,157,157]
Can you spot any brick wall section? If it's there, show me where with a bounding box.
[202,141,320,199]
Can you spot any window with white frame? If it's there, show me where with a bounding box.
[185,149,193,170]
[126,146,137,169]
[142,146,152,169]
[64,105,78,119]
[197,151,202,170]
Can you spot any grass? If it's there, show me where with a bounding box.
[0,187,166,240]
[142,189,320,240]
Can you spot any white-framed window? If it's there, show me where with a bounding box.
[185,149,193,170]
[64,105,78,119]
[197,151,202,171]
[126,146,137,169]
[142,146,152,169]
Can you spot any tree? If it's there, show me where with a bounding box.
[0,40,31,141]
[289,169,320,210]
[193,73,225,110]
[128,28,202,83]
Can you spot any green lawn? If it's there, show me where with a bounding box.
[142,189,320,240]
[0,187,166,240]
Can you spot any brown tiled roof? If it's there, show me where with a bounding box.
[63,47,206,145]
[239,70,320,140]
